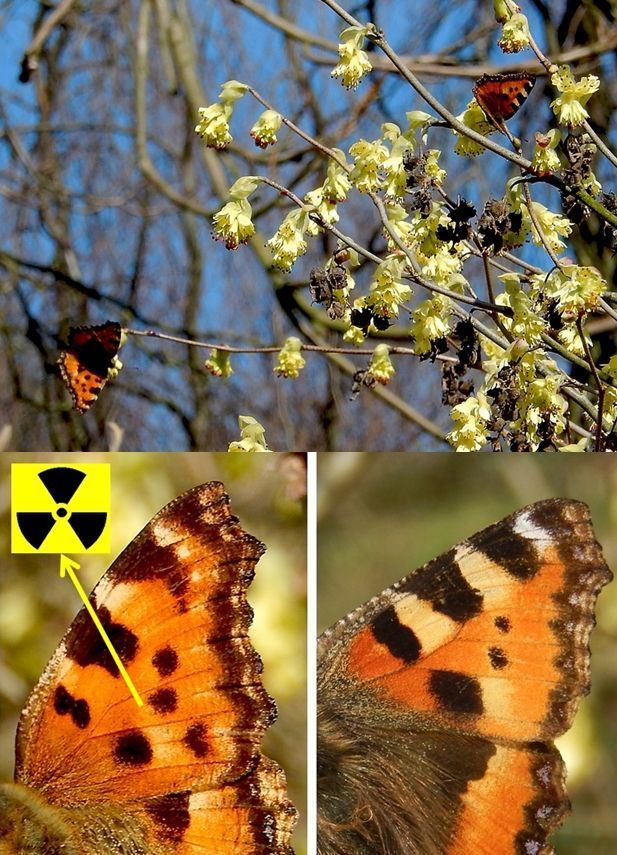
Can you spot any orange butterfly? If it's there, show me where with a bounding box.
[473,72,536,132]
[57,321,122,413]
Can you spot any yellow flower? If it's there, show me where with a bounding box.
[349,138,388,194]
[343,321,368,345]
[544,265,606,319]
[453,103,492,157]
[498,13,530,53]
[250,110,282,148]
[274,337,306,379]
[448,393,491,451]
[267,210,309,271]
[532,130,561,175]
[322,153,352,202]
[526,202,572,254]
[194,103,233,149]
[410,295,451,355]
[331,26,372,89]
[550,65,600,127]
[369,344,396,384]
[366,256,412,318]
[204,349,233,377]
[228,415,272,452]
[425,149,446,184]
[304,188,339,236]
[212,199,255,249]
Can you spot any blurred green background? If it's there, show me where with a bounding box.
[318,454,617,855]
[0,452,306,854]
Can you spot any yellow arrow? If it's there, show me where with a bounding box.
[59,555,143,707]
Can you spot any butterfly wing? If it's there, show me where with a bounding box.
[473,73,536,129]
[14,483,296,854]
[57,321,122,412]
[318,499,611,855]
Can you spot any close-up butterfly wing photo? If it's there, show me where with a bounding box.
[0,453,306,855]
[317,455,616,855]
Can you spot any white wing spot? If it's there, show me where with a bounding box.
[513,510,550,543]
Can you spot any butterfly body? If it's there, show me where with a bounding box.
[317,499,611,855]
[1,483,296,855]
[473,72,536,131]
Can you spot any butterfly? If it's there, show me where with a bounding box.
[57,320,123,413]
[317,499,611,855]
[473,72,536,132]
[0,482,297,854]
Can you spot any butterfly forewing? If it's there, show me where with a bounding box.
[473,72,536,128]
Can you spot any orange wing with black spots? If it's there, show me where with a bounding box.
[318,499,611,855]
[0,483,296,855]
[57,320,122,412]
[473,72,536,131]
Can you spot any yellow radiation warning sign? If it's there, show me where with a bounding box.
[11,463,110,554]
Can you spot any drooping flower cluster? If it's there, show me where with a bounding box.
[194,80,248,149]
[498,13,530,53]
[267,209,310,271]
[532,130,561,176]
[533,265,606,321]
[447,392,491,451]
[228,415,272,452]
[368,344,396,384]
[410,295,451,356]
[331,26,373,89]
[550,65,600,127]
[250,110,283,148]
[274,337,306,378]
[204,349,233,377]
[212,177,260,249]
[365,255,412,319]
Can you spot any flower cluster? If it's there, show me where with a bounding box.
[250,110,282,148]
[331,26,373,89]
[267,210,309,271]
[369,344,396,384]
[204,349,233,377]
[453,103,493,157]
[228,415,272,452]
[532,130,561,176]
[536,265,606,320]
[322,152,352,202]
[349,137,389,194]
[524,201,572,255]
[213,199,255,249]
[364,256,412,319]
[498,13,530,53]
[212,177,260,249]
[194,80,248,149]
[498,273,546,345]
[447,392,491,451]
[550,65,600,127]
[274,337,306,378]
[410,295,451,355]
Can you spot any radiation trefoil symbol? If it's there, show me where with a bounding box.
[11,464,110,554]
